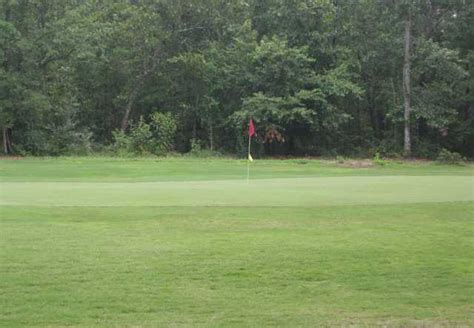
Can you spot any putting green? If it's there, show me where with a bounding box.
[2,175,472,207]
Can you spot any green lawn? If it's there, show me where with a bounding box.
[1,158,473,327]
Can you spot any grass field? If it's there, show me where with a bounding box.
[1,158,473,327]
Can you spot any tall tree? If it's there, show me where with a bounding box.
[1,0,472,157]
[403,6,412,156]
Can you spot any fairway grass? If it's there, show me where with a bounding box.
[1,158,473,327]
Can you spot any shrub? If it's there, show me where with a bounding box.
[412,139,440,159]
[111,129,132,156]
[129,117,153,155]
[150,112,177,155]
[189,138,203,154]
[436,148,464,164]
[377,138,403,159]
[373,152,387,166]
[111,118,152,156]
[186,138,223,158]
[111,112,177,156]
[67,130,94,155]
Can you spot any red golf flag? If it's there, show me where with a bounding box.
[248,119,255,137]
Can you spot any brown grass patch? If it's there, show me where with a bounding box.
[336,159,374,168]
[0,156,24,160]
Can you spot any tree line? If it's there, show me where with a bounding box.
[1,0,472,158]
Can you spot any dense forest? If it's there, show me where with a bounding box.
[1,0,472,158]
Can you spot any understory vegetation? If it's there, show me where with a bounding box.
[1,1,473,158]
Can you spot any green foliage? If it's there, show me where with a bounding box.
[150,112,177,155]
[189,138,203,154]
[373,152,388,166]
[111,129,132,157]
[412,139,440,159]
[436,148,464,165]
[412,39,467,129]
[111,112,177,156]
[1,0,473,158]
[129,118,153,155]
[187,138,223,158]
[111,118,152,156]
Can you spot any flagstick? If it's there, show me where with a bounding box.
[247,135,251,184]
[246,160,250,184]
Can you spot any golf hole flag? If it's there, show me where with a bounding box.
[248,118,255,162]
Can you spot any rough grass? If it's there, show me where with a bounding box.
[0,158,473,327]
[1,156,473,182]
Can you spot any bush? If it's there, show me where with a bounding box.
[373,152,387,166]
[186,138,223,158]
[376,138,403,159]
[189,138,203,154]
[67,130,94,155]
[150,112,177,155]
[129,117,153,155]
[111,129,132,156]
[111,112,177,156]
[111,118,152,156]
[412,139,440,159]
[436,148,464,164]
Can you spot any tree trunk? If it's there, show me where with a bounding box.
[192,119,197,141]
[7,128,12,153]
[120,46,161,131]
[403,11,412,157]
[209,118,214,151]
[3,127,12,154]
[3,128,8,154]
[121,89,139,131]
